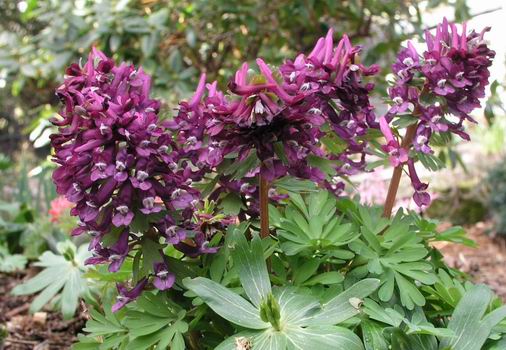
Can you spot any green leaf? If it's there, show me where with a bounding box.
[141,32,160,57]
[275,190,359,255]
[274,287,321,326]
[361,319,389,350]
[273,177,317,193]
[312,278,381,325]
[0,253,27,272]
[12,242,90,319]
[79,294,187,350]
[221,192,245,215]
[392,115,419,129]
[439,285,506,350]
[183,277,268,329]
[230,231,271,307]
[303,271,344,286]
[285,326,364,350]
[418,152,445,172]
[395,271,426,310]
[293,259,320,285]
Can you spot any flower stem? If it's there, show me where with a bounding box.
[383,123,418,218]
[259,175,270,238]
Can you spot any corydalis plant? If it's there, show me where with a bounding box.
[169,30,379,237]
[171,29,378,186]
[381,18,495,213]
[50,48,228,309]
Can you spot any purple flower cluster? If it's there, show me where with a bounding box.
[170,29,378,200]
[279,29,379,186]
[381,18,495,206]
[172,61,328,184]
[50,48,225,308]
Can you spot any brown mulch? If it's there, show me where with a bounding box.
[0,271,87,350]
[436,221,506,300]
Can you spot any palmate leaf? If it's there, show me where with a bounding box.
[311,278,380,325]
[215,326,363,350]
[439,285,506,350]
[11,241,91,319]
[230,230,271,308]
[75,293,188,350]
[183,277,269,329]
[187,232,376,349]
[422,269,472,312]
[75,301,128,350]
[361,319,389,350]
[0,245,27,272]
[274,287,321,326]
[284,325,363,350]
[274,191,360,255]
[347,204,438,310]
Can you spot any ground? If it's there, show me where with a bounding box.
[437,221,506,300]
[0,270,86,350]
[1,221,505,349]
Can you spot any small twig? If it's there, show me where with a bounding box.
[5,338,38,345]
[5,303,30,318]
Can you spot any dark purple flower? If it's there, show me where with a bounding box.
[379,116,408,167]
[84,229,130,272]
[413,123,432,154]
[407,159,431,207]
[51,48,231,308]
[387,85,418,115]
[152,262,175,291]
[112,278,148,312]
[392,41,420,83]
[175,232,219,258]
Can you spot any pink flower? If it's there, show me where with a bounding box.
[48,196,74,223]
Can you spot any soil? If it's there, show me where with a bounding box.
[435,220,506,300]
[1,221,505,349]
[0,270,87,350]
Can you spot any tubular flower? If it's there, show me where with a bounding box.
[407,159,431,207]
[205,59,327,183]
[112,278,148,312]
[379,116,408,167]
[382,18,494,207]
[279,29,379,184]
[50,49,228,307]
[387,18,494,154]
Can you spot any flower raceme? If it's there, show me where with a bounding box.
[171,29,379,200]
[387,18,494,151]
[50,48,223,308]
[380,18,494,207]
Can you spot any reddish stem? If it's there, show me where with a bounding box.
[383,123,418,218]
[259,175,270,238]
